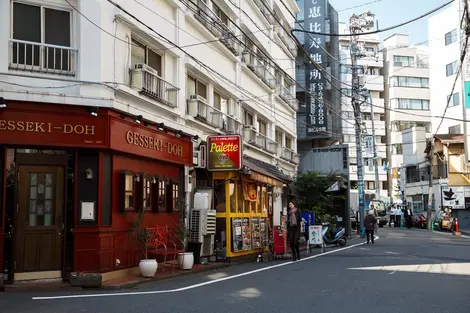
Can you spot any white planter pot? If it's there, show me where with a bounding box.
[139,259,158,277]
[177,252,194,270]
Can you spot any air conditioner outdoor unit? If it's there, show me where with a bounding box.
[190,208,216,256]
[134,63,157,75]
[193,145,207,168]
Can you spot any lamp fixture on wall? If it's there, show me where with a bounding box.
[175,130,183,138]
[0,97,7,109]
[151,176,157,184]
[85,168,94,180]
[156,122,165,131]
[192,135,199,143]
[87,106,98,117]
[134,173,141,182]
[135,115,143,124]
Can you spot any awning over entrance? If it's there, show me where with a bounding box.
[243,156,293,185]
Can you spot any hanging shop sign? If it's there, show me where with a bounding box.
[304,0,327,136]
[244,183,257,202]
[206,135,242,171]
[441,186,465,209]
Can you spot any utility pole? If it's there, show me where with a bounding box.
[428,137,435,229]
[350,10,375,236]
[367,93,381,199]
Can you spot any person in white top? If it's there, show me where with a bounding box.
[389,205,396,227]
[395,206,403,227]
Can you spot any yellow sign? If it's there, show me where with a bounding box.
[244,183,257,202]
[250,172,283,187]
[125,130,183,156]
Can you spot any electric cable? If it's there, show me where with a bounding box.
[294,0,454,37]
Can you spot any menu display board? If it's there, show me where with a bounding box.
[231,218,243,252]
[242,217,252,250]
[260,217,267,247]
[252,217,261,249]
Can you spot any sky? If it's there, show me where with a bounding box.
[328,0,451,45]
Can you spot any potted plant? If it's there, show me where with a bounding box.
[175,198,194,270]
[129,210,158,277]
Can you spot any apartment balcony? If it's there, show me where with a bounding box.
[9,39,77,76]
[221,115,243,135]
[280,147,300,164]
[242,51,277,89]
[252,0,274,24]
[243,126,278,154]
[277,84,299,111]
[187,96,223,128]
[130,65,179,108]
[275,25,298,57]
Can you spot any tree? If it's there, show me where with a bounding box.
[293,171,345,218]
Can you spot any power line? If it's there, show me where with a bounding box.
[294,0,454,37]
[336,0,386,12]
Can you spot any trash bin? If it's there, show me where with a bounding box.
[187,242,202,265]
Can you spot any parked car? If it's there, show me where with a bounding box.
[370,200,387,227]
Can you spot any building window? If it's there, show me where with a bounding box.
[117,170,135,212]
[213,4,229,27]
[445,29,457,46]
[350,157,357,165]
[11,2,72,72]
[366,181,375,190]
[341,45,350,50]
[392,98,430,110]
[343,135,355,143]
[412,195,424,213]
[131,38,162,75]
[393,56,414,67]
[448,124,461,134]
[285,137,292,149]
[446,61,457,76]
[171,181,179,211]
[275,129,282,144]
[382,181,388,191]
[158,178,166,211]
[447,92,460,107]
[380,136,387,144]
[341,64,364,74]
[390,76,429,88]
[391,121,431,132]
[243,110,254,126]
[392,143,403,155]
[365,46,375,52]
[258,120,267,136]
[136,173,151,211]
[186,75,207,99]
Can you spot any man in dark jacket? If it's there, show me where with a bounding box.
[287,201,301,261]
[403,205,413,229]
[364,210,377,244]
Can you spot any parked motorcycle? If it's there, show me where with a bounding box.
[322,224,347,246]
[411,214,427,229]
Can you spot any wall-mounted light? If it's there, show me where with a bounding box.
[85,168,94,180]
[157,122,165,131]
[151,176,157,184]
[135,115,143,124]
[0,97,7,109]
[134,173,140,182]
[87,106,98,117]
[192,135,199,143]
[175,130,183,138]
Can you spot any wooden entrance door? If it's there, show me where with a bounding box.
[15,166,64,273]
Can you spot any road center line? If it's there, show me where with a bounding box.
[32,236,379,301]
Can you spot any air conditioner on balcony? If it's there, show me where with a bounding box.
[193,144,207,168]
[134,63,158,75]
[189,94,206,101]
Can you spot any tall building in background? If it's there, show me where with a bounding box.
[295,0,341,152]
[338,22,387,209]
[381,34,431,203]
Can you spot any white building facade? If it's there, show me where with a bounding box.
[381,34,431,202]
[338,22,387,209]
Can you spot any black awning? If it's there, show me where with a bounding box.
[243,156,293,184]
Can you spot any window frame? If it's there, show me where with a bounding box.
[389,76,429,88]
[445,29,457,46]
[118,169,135,212]
[137,172,152,211]
[447,92,460,107]
[130,37,163,75]
[392,98,430,110]
[186,74,207,99]
[257,119,267,136]
[446,61,457,77]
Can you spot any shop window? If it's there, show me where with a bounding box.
[230,181,237,213]
[150,175,160,212]
[165,179,179,212]
[157,177,167,211]
[137,172,151,211]
[172,181,179,211]
[118,169,135,212]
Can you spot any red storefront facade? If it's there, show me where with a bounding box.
[0,101,192,282]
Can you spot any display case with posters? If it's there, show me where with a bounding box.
[252,217,261,248]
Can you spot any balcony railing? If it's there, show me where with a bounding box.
[393,61,429,69]
[187,97,223,128]
[243,127,278,154]
[280,147,300,164]
[278,84,299,111]
[9,39,77,76]
[221,115,243,135]
[254,64,277,89]
[130,68,179,108]
[276,26,298,57]
[253,0,274,24]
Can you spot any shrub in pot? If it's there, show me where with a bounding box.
[175,199,194,270]
[129,210,158,277]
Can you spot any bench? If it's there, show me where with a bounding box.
[146,226,184,272]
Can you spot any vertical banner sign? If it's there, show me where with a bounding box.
[364,135,374,158]
[304,0,327,136]
[462,34,470,161]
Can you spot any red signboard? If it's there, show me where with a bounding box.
[0,110,108,148]
[109,117,192,165]
[206,135,242,171]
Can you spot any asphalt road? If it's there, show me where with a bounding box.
[1,228,470,313]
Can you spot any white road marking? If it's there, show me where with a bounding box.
[388,270,397,275]
[32,236,379,300]
[384,251,399,255]
[349,262,470,276]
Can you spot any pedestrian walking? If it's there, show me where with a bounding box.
[395,206,402,227]
[404,206,413,229]
[287,201,301,261]
[364,210,377,244]
[370,204,379,234]
[389,205,396,227]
